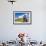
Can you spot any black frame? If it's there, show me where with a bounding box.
[13,11,32,25]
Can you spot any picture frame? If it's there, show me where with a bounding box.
[13,11,32,25]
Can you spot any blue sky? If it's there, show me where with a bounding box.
[15,13,25,18]
[15,13,31,18]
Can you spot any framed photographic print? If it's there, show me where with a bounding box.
[13,11,32,25]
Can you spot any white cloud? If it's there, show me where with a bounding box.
[15,14,24,20]
[19,15,24,18]
[18,13,28,18]
[19,14,24,18]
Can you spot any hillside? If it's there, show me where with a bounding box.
[15,18,23,22]
[15,18,32,23]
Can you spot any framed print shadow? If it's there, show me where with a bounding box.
[13,11,32,25]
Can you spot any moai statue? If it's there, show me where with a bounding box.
[23,15,28,22]
[40,41,42,44]
[18,33,25,46]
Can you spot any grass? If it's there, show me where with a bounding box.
[15,18,23,22]
[15,18,32,22]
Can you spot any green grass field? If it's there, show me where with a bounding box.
[15,18,32,22]
[15,18,23,22]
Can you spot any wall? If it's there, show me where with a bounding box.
[0,0,46,42]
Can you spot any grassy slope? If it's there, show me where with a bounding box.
[15,18,23,22]
[15,18,32,22]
